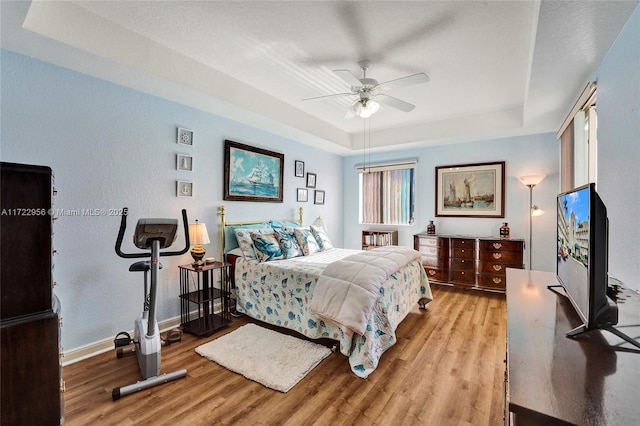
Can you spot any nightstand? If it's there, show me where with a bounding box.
[178,262,231,336]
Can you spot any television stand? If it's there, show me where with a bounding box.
[546,284,640,349]
[506,269,640,425]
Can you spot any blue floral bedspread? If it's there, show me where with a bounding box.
[233,248,432,378]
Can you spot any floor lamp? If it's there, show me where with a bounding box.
[518,175,545,269]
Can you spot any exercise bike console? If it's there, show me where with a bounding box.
[112,207,190,400]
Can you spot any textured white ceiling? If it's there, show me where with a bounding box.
[2,1,638,154]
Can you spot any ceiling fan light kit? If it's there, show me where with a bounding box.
[302,60,429,119]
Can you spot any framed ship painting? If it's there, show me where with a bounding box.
[224,140,284,202]
[435,161,505,218]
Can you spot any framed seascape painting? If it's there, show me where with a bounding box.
[224,140,284,202]
[435,161,505,218]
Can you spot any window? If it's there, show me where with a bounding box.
[358,161,416,225]
[558,82,597,191]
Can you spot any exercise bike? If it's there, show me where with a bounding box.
[112,207,190,400]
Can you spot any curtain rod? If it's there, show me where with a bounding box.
[355,159,417,173]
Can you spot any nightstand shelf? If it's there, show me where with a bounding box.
[178,262,231,337]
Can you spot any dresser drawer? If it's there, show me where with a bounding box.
[450,257,475,271]
[452,247,475,259]
[451,270,475,284]
[451,238,475,250]
[477,273,507,290]
[423,267,449,282]
[477,261,508,275]
[478,250,523,265]
[419,245,449,257]
[421,255,449,269]
[479,240,523,253]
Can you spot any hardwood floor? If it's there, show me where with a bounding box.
[63,285,507,425]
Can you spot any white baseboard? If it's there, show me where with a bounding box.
[61,316,182,366]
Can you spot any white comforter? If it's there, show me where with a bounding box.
[310,246,422,336]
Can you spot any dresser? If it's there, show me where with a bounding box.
[1,162,63,425]
[413,233,524,292]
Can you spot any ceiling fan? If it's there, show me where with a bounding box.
[302,60,430,119]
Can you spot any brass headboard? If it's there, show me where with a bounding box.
[217,205,303,262]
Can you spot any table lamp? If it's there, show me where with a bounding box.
[188,219,210,268]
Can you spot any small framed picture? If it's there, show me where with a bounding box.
[295,160,305,177]
[177,180,193,197]
[306,172,317,188]
[297,188,308,202]
[177,154,193,171]
[177,127,193,147]
[314,190,325,205]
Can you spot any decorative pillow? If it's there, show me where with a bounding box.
[234,227,272,259]
[275,229,304,259]
[293,227,321,256]
[270,220,301,229]
[310,225,333,251]
[250,231,284,262]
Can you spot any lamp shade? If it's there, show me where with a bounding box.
[531,205,545,217]
[518,175,546,186]
[188,220,210,245]
[353,99,380,118]
[311,216,326,232]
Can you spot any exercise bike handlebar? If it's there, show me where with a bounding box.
[115,207,191,259]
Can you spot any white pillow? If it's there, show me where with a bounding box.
[310,225,333,251]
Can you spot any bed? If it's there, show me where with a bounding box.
[218,206,432,378]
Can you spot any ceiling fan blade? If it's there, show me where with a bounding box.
[301,92,354,102]
[334,69,363,88]
[377,73,430,92]
[376,94,416,112]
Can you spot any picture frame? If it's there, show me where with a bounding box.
[435,161,505,218]
[306,172,317,188]
[223,140,284,202]
[295,160,305,177]
[314,190,325,205]
[297,188,308,202]
[176,154,193,171]
[177,127,193,147]
[177,180,193,197]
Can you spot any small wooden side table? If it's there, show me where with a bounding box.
[178,262,230,336]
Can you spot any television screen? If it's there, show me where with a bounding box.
[557,185,591,324]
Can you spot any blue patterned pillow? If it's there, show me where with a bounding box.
[293,227,321,256]
[275,229,304,258]
[234,227,272,259]
[310,225,333,251]
[250,231,284,262]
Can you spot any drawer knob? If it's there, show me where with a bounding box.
[493,265,503,271]
[493,253,502,259]
[493,277,503,284]
[493,243,502,249]
[428,270,436,276]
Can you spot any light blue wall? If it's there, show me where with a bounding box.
[594,4,640,290]
[342,134,560,272]
[0,50,343,351]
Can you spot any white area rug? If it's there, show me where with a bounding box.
[195,323,332,392]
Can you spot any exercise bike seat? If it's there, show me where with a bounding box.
[128,260,163,272]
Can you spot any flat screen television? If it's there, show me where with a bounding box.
[556,183,616,335]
